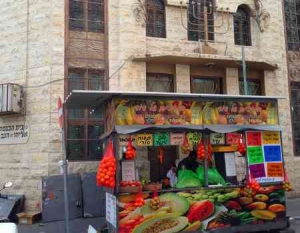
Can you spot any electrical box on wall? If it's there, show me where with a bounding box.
[0,83,24,116]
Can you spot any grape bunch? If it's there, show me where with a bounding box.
[149,197,162,210]
[283,181,292,191]
[244,186,256,198]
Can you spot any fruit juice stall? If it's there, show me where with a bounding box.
[64,91,293,233]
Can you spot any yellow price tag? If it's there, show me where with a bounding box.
[136,134,153,146]
[263,132,280,144]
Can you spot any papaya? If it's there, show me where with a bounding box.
[268,204,285,213]
[132,214,188,233]
[187,200,214,222]
[251,210,276,220]
[246,202,267,210]
[238,197,253,206]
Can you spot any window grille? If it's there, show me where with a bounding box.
[284,0,300,51]
[146,0,166,38]
[191,77,222,94]
[146,73,174,92]
[291,81,300,156]
[234,7,252,46]
[239,78,262,95]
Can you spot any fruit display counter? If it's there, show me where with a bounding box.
[64,91,292,233]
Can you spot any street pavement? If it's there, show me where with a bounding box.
[18,198,300,233]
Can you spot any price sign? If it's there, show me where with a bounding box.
[263,132,280,144]
[249,163,266,178]
[246,132,262,146]
[170,133,184,145]
[136,134,153,146]
[118,135,136,146]
[106,193,117,228]
[224,153,236,176]
[267,163,284,177]
[187,132,202,145]
[210,133,225,145]
[226,133,242,145]
[154,132,170,146]
[121,161,136,181]
[264,145,282,162]
[247,146,264,164]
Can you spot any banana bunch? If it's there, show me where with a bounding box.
[266,103,278,125]
[115,101,135,125]
[190,102,203,125]
[202,103,219,124]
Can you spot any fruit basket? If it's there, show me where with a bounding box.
[143,183,162,191]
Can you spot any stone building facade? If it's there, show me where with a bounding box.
[0,0,299,211]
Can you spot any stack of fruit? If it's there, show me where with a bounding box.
[134,190,145,207]
[149,196,162,210]
[119,216,145,233]
[119,180,142,193]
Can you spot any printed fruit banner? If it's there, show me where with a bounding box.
[118,186,286,233]
[112,99,278,127]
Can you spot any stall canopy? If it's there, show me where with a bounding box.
[65,90,286,135]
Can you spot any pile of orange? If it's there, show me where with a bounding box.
[97,154,116,188]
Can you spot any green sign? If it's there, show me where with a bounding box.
[154,132,170,146]
[247,146,264,164]
[187,132,202,145]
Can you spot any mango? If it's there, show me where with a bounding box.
[246,202,267,210]
[268,204,285,213]
[239,197,253,206]
[254,194,269,202]
[251,210,276,220]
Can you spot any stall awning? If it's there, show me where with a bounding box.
[132,53,278,71]
[65,90,286,109]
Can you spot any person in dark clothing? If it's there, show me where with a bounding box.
[177,150,199,174]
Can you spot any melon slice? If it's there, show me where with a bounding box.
[132,214,188,233]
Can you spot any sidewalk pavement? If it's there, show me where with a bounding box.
[18,198,300,233]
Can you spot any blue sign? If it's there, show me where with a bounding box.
[264,145,282,162]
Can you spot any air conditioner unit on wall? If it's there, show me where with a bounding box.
[0,83,24,116]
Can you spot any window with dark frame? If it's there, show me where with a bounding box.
[69,0,104,33]
[146,73,175,92]
[188,0,214,42]
[239,78,262,95]
[234,6,252,46]
[191,77,223,94]
[284,0,300,51]
[146,0,166,38]
[291,81,300,156]
[66,68,105,161]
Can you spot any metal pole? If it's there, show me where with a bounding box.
[204,6,209,46]
[242,46,248,95]
[62,127,70,233]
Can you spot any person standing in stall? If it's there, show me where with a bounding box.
[166,163,178,187]
[177,150,199,174]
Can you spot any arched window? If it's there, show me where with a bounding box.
[188,0,214,42]
[234,6,251,46]
[146,0,166,38]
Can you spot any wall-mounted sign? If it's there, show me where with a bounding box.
[263,131,280,144]
[121,161,136,181]
[136,134,153,146]
[210,133,225,145]
[118,135,136,146]
[246,132,262,146]
[224,152,236,177]
[187,132,202,145]
[226,133,242,145]
[154,132,170,146]
[170,133,184,145]
[0,122,30,145]
[106,193,116,228]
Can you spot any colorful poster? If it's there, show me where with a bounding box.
[170,133,185,145]
[246,132,262,146]
[210,133,225,145]
[264,145,282,162]
[249,164,266,178]
[247,146,264,164]
[136,134,153,146]
[226,133,242,145]
[114,99,278,127]
[263,132,280,144]
[117,186,286,232]
[267,163,284,177]
[154,132,170,146]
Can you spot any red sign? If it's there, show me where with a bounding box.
[246,132,262,146]
[58,97,63,129]
[226,133,242,145]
